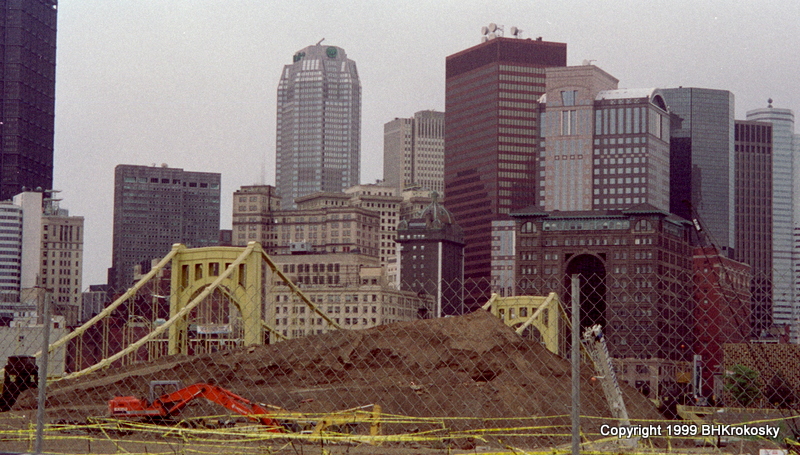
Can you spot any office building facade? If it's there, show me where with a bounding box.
[276,43,361,209]
[269,254,433,341]
[0,202,22,305]
[396,194,465,316]
[539,65,619,211]
[660,88,735,253]
[539,66,671,213]
[444,37,567,300]
[745,104,797,341]
[232,185,281,253]
[110,165,221,290]
[733,120,773,338]
[490,220,516,297]
[511,205,694,361]
[383,110,445,195]
[692,246,751,395]
[0,0,58,201]
[41,208,84,325]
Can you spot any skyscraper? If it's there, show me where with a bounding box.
[276,43,361,209]
[539,65,671,212]
[660,88,735,253]
[733,119,772,339]
[383,110,445,195]
[0,0,58,201]
[110,165,221,290]
[745,103,797,340]
[444,36,567,298]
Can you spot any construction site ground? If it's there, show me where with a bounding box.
[1,310,789,454]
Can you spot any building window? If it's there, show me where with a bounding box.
[561,110,577,135]
[561,90,577,106]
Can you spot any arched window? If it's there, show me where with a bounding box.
[521,222,537,234]
[633,220,653,232]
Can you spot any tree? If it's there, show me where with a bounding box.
[724,364,762,407]
[765,374,797,409]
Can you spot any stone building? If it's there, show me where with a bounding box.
[511,204,694,361]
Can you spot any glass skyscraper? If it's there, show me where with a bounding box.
[746,104,797,341]
[661,88,735,253]
[0,0,58,201]
[276,43,361,209]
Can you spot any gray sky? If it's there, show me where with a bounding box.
[53,0,800,286]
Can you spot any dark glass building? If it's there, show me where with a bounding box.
[0,0,58,201]
[444,37,566,306]
[661,88,735,254]
[734,120,773,338]
[109,165,221,290]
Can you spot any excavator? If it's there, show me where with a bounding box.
[108,382,284,432]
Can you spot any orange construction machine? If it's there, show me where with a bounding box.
[108,382,283,431]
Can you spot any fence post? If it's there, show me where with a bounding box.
[571,274,580,455]
[35,292,52,454]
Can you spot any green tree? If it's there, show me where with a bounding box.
[725,364,762,407]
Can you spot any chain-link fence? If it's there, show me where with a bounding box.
[0,247,798,454]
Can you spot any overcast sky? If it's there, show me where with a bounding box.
[52,1,800,286]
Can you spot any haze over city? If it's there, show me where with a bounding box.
[51,1,800,286]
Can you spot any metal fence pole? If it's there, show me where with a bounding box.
[571,274,580,455]
[35,292,51,454]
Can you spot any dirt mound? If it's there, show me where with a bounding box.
[15,310,660,444]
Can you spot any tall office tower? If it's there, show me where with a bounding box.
[660,88,735,254]
[110,165,221,290]
[539,66,671,212]
[444,36,567,297]
[396,194,464,316]
[276,43,361,209]
[383,110,445,195]
[592,89,671,210]
[41,204,84,326]
[540,65,618,210]
[746,103,797,340]
[0,1,57,201]
[734,120,773,339]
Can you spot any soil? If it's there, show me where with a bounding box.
[7,310,666,452]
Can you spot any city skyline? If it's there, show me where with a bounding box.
[47,1,800,286]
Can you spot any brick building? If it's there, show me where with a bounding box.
[511,204,694,361]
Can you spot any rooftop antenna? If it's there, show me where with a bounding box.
[316,38,325,46]
[510,26,523,38]
[480,23,504,42]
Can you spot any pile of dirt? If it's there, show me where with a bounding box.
[15,310,661,445]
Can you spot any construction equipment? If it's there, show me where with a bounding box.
[108,382,283,431]
[582,324,636,447]
[0,355,38,412]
